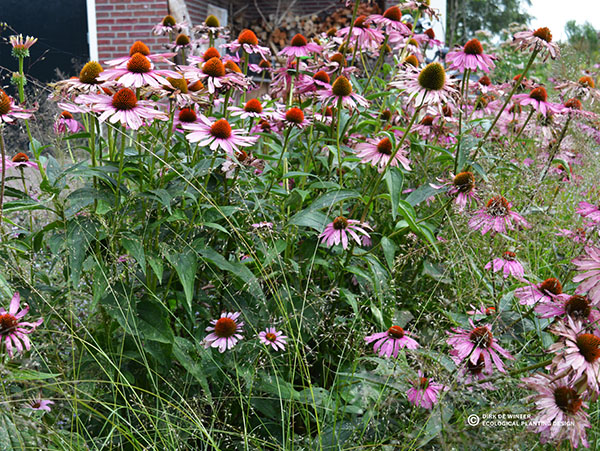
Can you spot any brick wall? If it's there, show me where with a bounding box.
[95,0,170,62]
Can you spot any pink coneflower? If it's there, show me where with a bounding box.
[512,27,560,61]
[172,106,203,131]
[512,87,563,116]
[0,292,43,358]
[317,76,369,110]
[447,171,478,211]
[9,34,37,58]
[204,312,244,352]
[170,33,193,53]
[447,319,514,373]
[182,116,257,156]
[364,325,419,358]
[549,318,600,393]
[468,196,530,235]
[485,251,525,280]
[522,373,590,448]
[390,62,457,110]
[576,201,600,224]
[50,61,108,97]
[258,327,287,351]
[104,41,175,67]
[225,29,271,60]
[401,0,440,19]
[251,221,273,230]
[229,98,273,120]
[54,110,83,134]
[7,152,39,171]
[98,52,180,88]
[556,227,588,243]
[186,57,249,94]
[296,70,331,95]
[221,150,264,178]
[276,107,312,129]
[555,76,600,104]
[0,89,35,124]
[453,354,496,389]
[572,246,600,303]
[320,216,372,250]
[354,136,411,172]
[446,38,496,73]
[514,277,568,306]
[279,33,322,61]
[76,88,167,130]
[25,398,54,412]
[152,14,186,36]
[535,294,600,325]
[406,371,447,409]
[337,15,384,51]
[366,6,411,35]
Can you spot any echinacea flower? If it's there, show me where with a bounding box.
[512,86,563,116]
[364,325,419,358]
[549,318,600,393]
[225,29,271,60]
[170,33,193,53]
[0,292,43,358]
[276,107,311,129]
[98,52,181,88]
[535,294,600,325]
[446,38,496,73]
[337,16,384,51]
[485,251,525,280]
[279,33,322,61]
[185,57,249,94]
[572,246,600,302]
[229,98,273,120]
[9,34,37,58]
[76,88,167,130]
[204,312,244,352]
[49,61,107,96]
[555,76,600,104]
[406,372,447,409]
[182,116,257,155]
[319,216,372,250]
[468,196,530,235]
[25,398,54,413]
[366,6,411,35]
[390,62,457,111]
[104,41,175,67]
[447,171,478,210]
[6,152,39,171]
[521,373,590,448]
[514,277,567,306]
[152,14,186,36]
[446,319,514,373]
[251,222,273,230]
[54,111,83,134]
[452,354,496,389]
[317,76,368,110]
[354,136,411,172]
[0,89,36,124]
[512,27,560,61]
[258,327,287,351]
[576,201,600,224]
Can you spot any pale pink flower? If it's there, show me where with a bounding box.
[204,312,244,352]
[317,76,368,110]
[446,171,478,211]
[512,86,563,116]
[572,246,600,302]
[446,38,496,73]
[25,398,54,413]
[485,251,525,280]
[535,294,600,325]
[104,41,175,67]
[182,116,257,156]
[319,216,372,250]
[468,196,530,235]
[406,371,447,409]
[0,89,35,124]
[53,110,83,134]
[354,136,411,172]
[576,201,600,224]
[5,152,39,171]
[514,278,568,306]
[98,53,180,89]
[452,354,496,390]
[521,373,590,448]
[549,318,600,393]
[390,63,457,111]
[258,327,287,351]
[555,76,600,104]
[446,319,514,373]
[275,107,312,129]
[337,15,384,51]
[364,325,419,358]
[0,292,43,358]
[225,29,271,60]
[366,6,411,35]
[76,88,167,130]
[152,15,187,36]
[512,27,560,61]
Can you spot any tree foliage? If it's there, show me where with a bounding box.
[565,20,600,56]
[446,0,531,46]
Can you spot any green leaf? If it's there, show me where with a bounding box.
[172,337,212,400]
[137,299,174,344]
[100,283,137,336]
[4,368,61,382]
[67,218,97,288]
[288,210,330,231]
[163,247,197,311]
[121,235,146,274]
[380,237,396,271]
[310,189,361,212]
[405,184,442,206]
[384,168,404,220]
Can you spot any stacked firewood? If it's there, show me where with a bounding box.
[232,2,381,52]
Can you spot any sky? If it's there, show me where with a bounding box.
[526,0,600,41]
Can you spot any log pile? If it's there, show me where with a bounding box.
[232,2,381,51]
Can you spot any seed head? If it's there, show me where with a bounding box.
[418,62,446,91]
